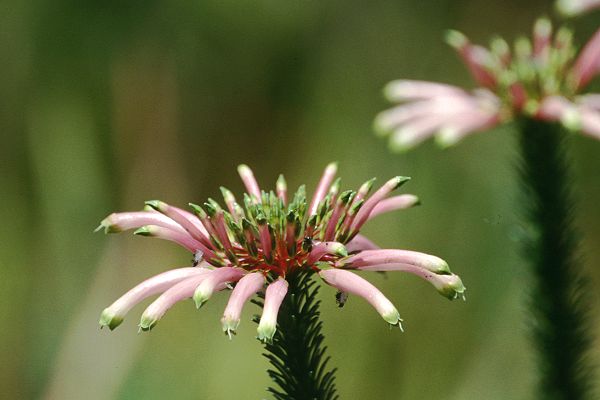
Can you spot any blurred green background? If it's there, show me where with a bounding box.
[2,0,599,399]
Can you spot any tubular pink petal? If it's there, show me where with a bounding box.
[442,104,502,129]
[465,45,498,88]
[343,249,450,274]
[257,278,289,342]
[538,99,588,132]
[368,194,420,219]
[97,211,186,234]
[353,178,375,205]
[176,207,211,237]
[308,162,338,216]
[472,88,502,105]
[99,266,211,330]
[375,95,479,134]
[189,204,223,248]
[490,37,511,66]
[237,164,262,203]
[509,83,528,111]
[577,94,600,110]
[330,189,370,239]
[134,225,209,254]
[285,219,296,255]
[324,197,349,241]
[213,211,234,253]
[383,80,467,101]
[306,241,348,265]
[573,28,600,89]
[327,177,341,199]
[319,269,401,327]
[435,109,501,147]
[533,18,552,62]
[221,272,266,337]
[580,109,600,139]
[276,175,287,206]
[557,0,600,16]
[537,95,576,121]
[389,115,448,151]
[354,264,466,300]
[446,30,497,88]
[378,94,494,150]
[346,234,380,253]
[139,273,213,331]
[220,187,239,218]
[353,263,417,271]
[338,198,366,238]
[145,201,211,244]
[374,102,432,133]
[193,267,245,308]
[351,176,409,234]
[258,223,272,260]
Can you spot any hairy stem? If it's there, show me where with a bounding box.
[255,271,338,400]
[517,118,594,400]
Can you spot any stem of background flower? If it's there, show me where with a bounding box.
[517,118,594,400]
[254,271,338,400]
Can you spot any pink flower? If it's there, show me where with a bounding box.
[98,163,463,340]
[375,18,600,151]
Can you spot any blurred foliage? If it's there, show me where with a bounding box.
[2,0,599,399]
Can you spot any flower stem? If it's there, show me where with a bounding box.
[256,271,338,400]
[517,118,594,400]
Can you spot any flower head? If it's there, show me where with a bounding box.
[98,163,463,341]
[375,18,600,151]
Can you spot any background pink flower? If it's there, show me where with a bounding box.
[375,18,600,151]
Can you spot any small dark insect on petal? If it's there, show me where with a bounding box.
[335,291,348,308]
